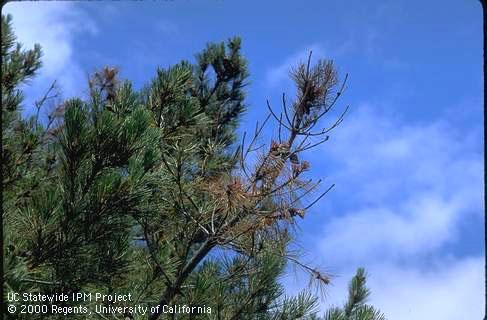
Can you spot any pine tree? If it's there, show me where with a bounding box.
[323,269,386,320]
[2,11,46,300]
[2,13,385,320]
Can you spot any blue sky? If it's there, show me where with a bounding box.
[4,1,484,318]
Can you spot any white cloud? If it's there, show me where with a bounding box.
[319,197,459,264]
[369,258,483,320]
[281,103,484,318]
[314,257,483,320]
[3,2,98,104]
[314,105,482,265]
[283,255,483,319]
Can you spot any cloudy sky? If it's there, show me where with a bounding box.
[4,1,484,318]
